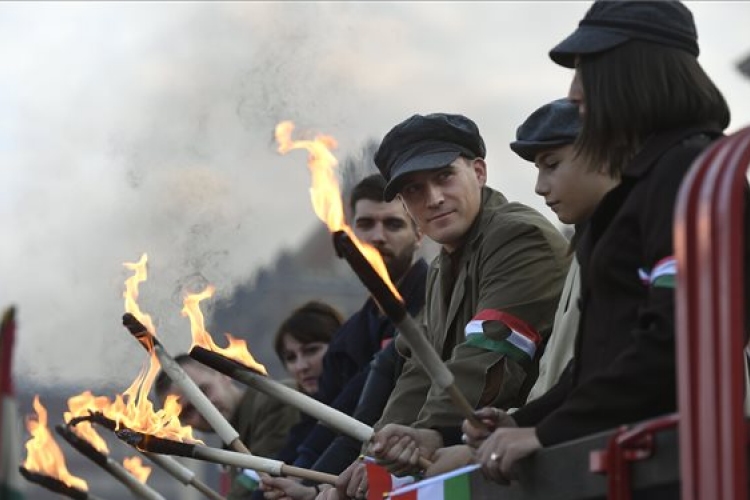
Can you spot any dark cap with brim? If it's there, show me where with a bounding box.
[375,113,485,201]
[382,149,467,201]
[510,98,581,162]
[550,0,699,68]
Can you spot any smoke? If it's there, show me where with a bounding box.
[2,1,750,388]
[0,2,382,386]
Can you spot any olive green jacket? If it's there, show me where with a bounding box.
[227,380,300,500]
[376,187,570,431]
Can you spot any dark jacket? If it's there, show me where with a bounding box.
[309,339,406,475]
[274,259,428,466]
[513,125,725,446]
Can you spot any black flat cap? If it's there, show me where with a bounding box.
[550,0,699,68]
[510,98,581,162]
[374,113,486,201]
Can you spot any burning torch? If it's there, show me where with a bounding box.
[55,424,165,500]
[275,121,485,430]
[19,396,103,500]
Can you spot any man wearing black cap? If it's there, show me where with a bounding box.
[324,113,570,497]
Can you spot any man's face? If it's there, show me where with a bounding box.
[352,198,421,283]
[398,157,487,253]
[166,362,237,432]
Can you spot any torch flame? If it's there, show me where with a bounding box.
[184,285,268,375]
[63,255,202,444]
[64,351,201,444]
[23,396,88,491]
[123,253,156,333]
[64,391,112,453]
[275,121,403,302]
[123,456,152,484]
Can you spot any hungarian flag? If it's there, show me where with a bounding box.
[363,457,415,500]
[0,306,24,499]
[386,464,479,500]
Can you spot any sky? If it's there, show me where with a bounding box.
[1,1,749,389]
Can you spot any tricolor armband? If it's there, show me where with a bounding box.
[464,309,542,363]
[638,256,676,289]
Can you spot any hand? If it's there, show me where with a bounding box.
[314,485,339,500]
[424,445,474,477]
[462,407,516,448]
[260,476,316,500]
[475,427,541,484]
[335,460,368,499]
[369,424,442,476]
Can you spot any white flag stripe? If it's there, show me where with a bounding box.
[508,330,536,357]
[651,259,676,280]
[388,465,479,498]
[465,320,484,336]
[418,481,444,500]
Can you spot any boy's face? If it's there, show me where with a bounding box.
[534,144,618,225]
[398,157,487,253]
[164,362,236,432]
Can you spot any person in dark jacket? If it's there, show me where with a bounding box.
[259,174,427,500]
[274,300,344,396]
[465,0,732,484]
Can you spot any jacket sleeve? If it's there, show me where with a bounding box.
[375,343,431,429]
[245,389,301,459]
[293,367,371,469]
[415,219,569,430]
[511,359,574,426]
[534,144,702,446]
[308,342,406,474]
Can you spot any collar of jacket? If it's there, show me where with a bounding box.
[361,256,428,318]
[622,123,724,179]
[395,257,429,311]
[438,186,509,259]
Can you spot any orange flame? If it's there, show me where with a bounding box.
[63,351,201,444]
[184,285,268,375]
[61,255,202,444]
[123,253,156,333]
[64,391,111,454]
[23,396,88,491]
[275,121,403,302]
[123,456,152,484]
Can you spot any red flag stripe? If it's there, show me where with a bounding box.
[471,309,541,344]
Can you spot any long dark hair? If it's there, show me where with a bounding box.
[576,40,730,176]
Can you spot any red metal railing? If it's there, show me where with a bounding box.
[674,126,750,500]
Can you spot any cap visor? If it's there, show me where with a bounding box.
[550,26,630,68]
[384,150,462,201]
[510,139,573,163]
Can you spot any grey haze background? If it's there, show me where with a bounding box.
[1,1,749,389]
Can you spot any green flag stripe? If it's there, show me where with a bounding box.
[443,470,470,499]
[464,335,530,364]
[652,275,676,289]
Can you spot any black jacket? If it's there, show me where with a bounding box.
[513,125,725,446]
[308,339,406,475]
[274,259,428,466]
